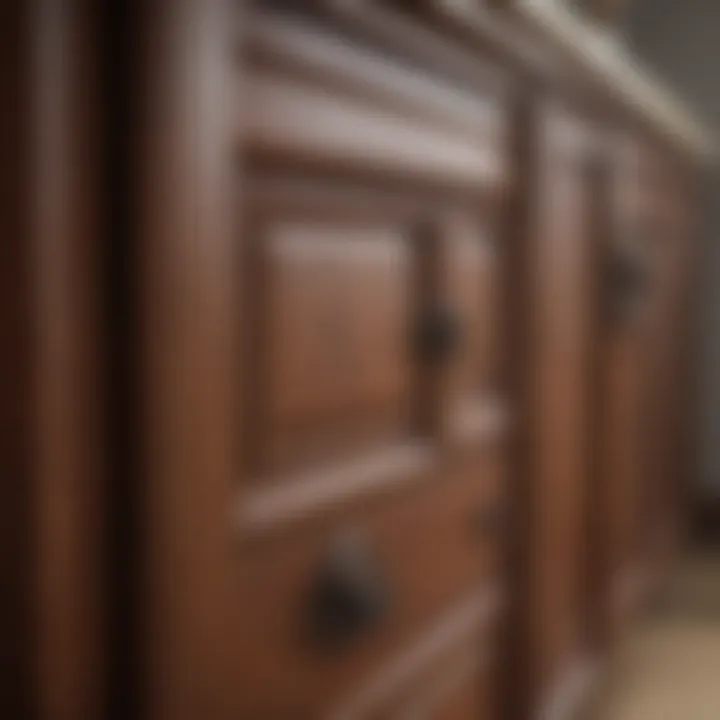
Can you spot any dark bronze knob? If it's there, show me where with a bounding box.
[415,304,463,364]
[308,530,392,651]
[606,249,649,320]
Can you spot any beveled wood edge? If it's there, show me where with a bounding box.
[333,585,503,720]
[236,395,510,535]
[246,174,508,222]
[236,441,436,534]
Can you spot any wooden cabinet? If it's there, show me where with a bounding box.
[28,2,694,720]
[3,2,706,720]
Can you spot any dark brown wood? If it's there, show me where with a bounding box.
[124,3,702,720]
[132,3,512,717]
[1,1,106,718]
[130,0,242,718]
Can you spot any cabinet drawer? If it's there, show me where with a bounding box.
[235,450,504,718]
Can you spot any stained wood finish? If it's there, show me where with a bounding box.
[236,453,503,717]
[244,194,420,478]
[1,1,106,718]
[126,2,700,720]
[132,0,242,718]
[132,2,511,719]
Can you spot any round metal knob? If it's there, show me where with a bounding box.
[308,530,392,651]
[606,249,649,320]
[415,304,463,364]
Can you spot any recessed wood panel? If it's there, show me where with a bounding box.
[246,207,423,479]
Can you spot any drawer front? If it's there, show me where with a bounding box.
[236,451,503,718]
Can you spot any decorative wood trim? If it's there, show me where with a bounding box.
[285,1,513,97]
[245,68,504,190]
[248,12,503,135]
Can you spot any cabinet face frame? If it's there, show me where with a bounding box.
[506,95,611,720]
